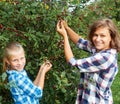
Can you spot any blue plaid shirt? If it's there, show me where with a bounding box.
[6,69,43,104]
[69,38,118,104]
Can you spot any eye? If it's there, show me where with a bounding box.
[93,34,98,37]
[21,57,25,60]
[12,59,18,62]
[101,34,106,37]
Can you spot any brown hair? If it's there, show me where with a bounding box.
[3,42,25,72]
[88,18,120,52]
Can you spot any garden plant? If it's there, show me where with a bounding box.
[0,0,120,104]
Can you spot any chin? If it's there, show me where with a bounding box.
[17,68,24,72]
[96,48,103,52]
[96,46,103,50]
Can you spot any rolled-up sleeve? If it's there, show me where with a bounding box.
[16,75,43,98]
[8,71,43,99]
[69,57,76,66]
[76,38,94,53]
[68,52,117,73]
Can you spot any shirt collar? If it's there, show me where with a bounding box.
[6,69,25,75]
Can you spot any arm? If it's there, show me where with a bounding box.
[34,61,52,89]
[61,20,81,44]
[12,71,43,98]
[69,52,116,72]
[11,62,51,98]
[56,21,74,62]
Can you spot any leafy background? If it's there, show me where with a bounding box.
[0,0,120,104]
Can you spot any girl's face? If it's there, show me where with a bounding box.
[6,50,26,71]
[92,27,112,52]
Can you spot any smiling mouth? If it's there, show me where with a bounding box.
[16,66,24,69]
[95,44,101,46]
[96,44,102,46]
[95,42,103,45]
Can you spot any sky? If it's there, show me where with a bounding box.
[68,0,96,12]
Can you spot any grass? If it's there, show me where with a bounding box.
[112,71,120,103]
[112,56,120,104]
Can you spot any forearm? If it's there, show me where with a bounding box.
[64,35,74,62]
[65,27,80,44]
[33,72,40,87]
[34,69,45,89]
[33,77,39,86]
[56,20,74,61]
[37,69,45,89]
[34,62,52,89]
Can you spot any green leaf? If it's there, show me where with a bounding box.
[2,72,7,82]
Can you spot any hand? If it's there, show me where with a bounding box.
[61,20,69,29]
[40,60,52,73]
[44,60,50,66]
[44,60,52,73]
[56,20,67,38]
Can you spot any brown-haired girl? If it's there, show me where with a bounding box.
[56,18,120,104]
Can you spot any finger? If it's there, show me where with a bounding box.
[56,21,60,29]
[45,61,50,64]
[41,63,45,68]
[45,62,52,67]
[60,22,65,29]
[45,61,50,66]
[44,64,52,70]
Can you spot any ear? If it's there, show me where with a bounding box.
[4,58,10,65]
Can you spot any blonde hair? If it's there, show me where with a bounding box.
[88,18,120,52]
[3,42,25,72]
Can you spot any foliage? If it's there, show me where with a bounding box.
[0,0,120,104]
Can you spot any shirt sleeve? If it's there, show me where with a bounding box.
[14,73,43,99]
[69,52,116,72]
[76,38,95,53]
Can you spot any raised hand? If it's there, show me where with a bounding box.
[40,60,52,73]
[56,20,67,38]
[61,20,69,29]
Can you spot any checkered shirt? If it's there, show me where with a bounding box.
[6,70,43,104]
[69,38,118,104]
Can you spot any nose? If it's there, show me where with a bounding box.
[96,36,101,41]
[18,59,22,65]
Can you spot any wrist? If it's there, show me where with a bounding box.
[65,26,70,31]
[63,33,68,39]
[39,68,46,74]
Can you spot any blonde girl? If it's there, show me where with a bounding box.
[3,42,52,104]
